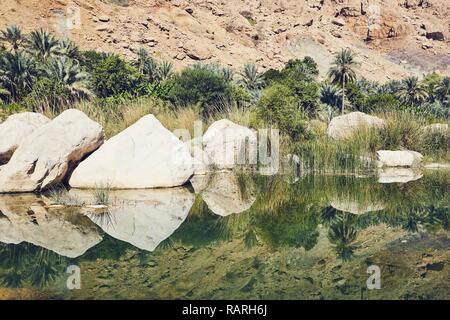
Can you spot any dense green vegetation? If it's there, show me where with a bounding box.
[0,26,449,165]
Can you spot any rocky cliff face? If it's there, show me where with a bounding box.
[1,0,449,81]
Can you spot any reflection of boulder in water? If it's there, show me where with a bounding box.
[201,173,256,216]
[378,168,423,184]
[330,198,385,215]
[82,188,194,252]
[189,174,212,194]
[0,194,103,258]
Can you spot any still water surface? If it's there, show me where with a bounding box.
[0,171,448,299]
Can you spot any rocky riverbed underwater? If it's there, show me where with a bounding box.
[0,171,448,300]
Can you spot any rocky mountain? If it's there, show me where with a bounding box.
[1,0,449,81]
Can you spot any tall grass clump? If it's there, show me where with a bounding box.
[376,111,450,161]
[377,111,425,150]
[293,127,380,174]
[46,185,84,206]
[92,184,111,205]
[418,127,450,160]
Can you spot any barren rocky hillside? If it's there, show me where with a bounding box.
[1,0,449,81]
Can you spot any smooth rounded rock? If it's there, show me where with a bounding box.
[0,109,104,193]
[0,112,50,165]
[70,115,194,189]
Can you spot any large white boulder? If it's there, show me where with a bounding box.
[327,112,385,139]
[201,172,256,216]
[70,115,194,189]
[377,150,423,167]
[0,194,103,258]
[185,139,211,175]
[203,119,257,169]
[81,188,194,252]
[0,109,104,193]
[0,112,50,164]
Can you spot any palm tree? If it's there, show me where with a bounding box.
[0,50,36,101]
[0,25,25,52]
[134,47,160,82]
[157,61,174,81]
[239,63,265,91]
[434,77,450,103]
[0,68,11,97]
[56,38,80,60]
[135,47,149,73]
[378,80,401,95]
[27,29,59,62]
[320,83,343,110]
[354,78,379,95]
[45,56,93,99]
[221,67,234,83]
[396,76,429,106]
[328,49,358,114]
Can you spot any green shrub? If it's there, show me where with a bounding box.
[257,84,311,140]
[79,50,110,71]
[419,128,450,159]
[261,57,320,117]
[90,54,144,98]
[167,67,232,117]
[263,68,283,85]
[23,78,72,112]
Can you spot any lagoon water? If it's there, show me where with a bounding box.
[0,171,448,299]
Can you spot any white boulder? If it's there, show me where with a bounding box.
[0,109,104,193]
[327,112,385,139]
[185,139,211,175]
[0,112,50,164]
[203,119,257,169]
[70,115,194,189]
[377,150,423,167]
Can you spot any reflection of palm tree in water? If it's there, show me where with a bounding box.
[0,243,68,289]
[320,206,339,227]
[402,208,429,234]
[328,213,358,261]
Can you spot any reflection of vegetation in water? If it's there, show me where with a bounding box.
[80,234,134,261]
[320,206,339,226]
[0,243,68,289]
[161,195,224,249]
[45,185,84,206]
[167,172,449,261]
[254,205,319,251]
[328,213,358,261]
[87,211,116,230]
